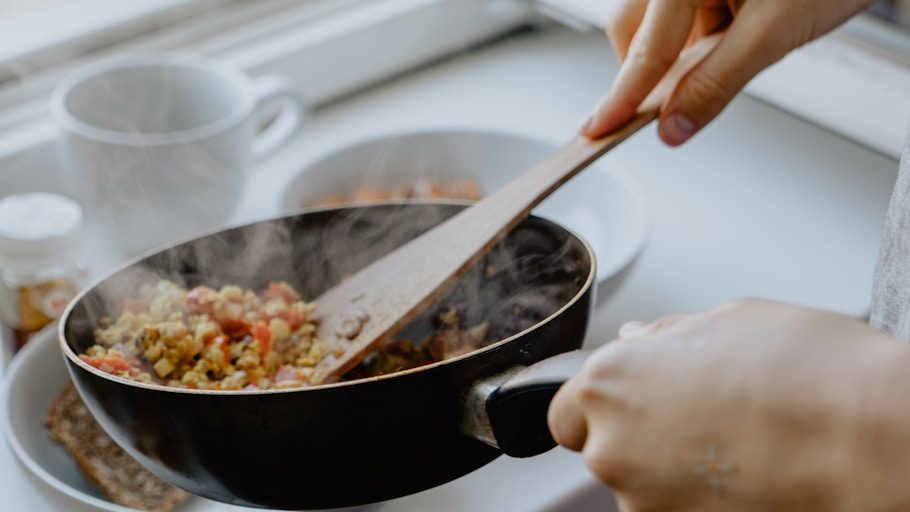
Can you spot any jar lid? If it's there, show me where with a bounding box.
[0,193,83,269]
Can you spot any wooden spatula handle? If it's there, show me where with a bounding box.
[475,110,657,232]
[312,34,722,383]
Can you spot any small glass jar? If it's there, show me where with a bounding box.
[0,193,87,353]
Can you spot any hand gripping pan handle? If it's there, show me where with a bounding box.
[461,350,589,457]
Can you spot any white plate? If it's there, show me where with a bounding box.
[0,325,265,512]
[280,128,650,298]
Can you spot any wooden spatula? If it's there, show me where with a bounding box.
[311,34,722,384]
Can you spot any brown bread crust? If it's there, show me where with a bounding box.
[45,384,189,512]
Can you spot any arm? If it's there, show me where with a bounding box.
[548,299,910,511]
[583,0,875,145]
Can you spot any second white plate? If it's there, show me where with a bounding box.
[280,128,651,295]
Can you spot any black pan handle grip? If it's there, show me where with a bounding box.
[485,350,590,458]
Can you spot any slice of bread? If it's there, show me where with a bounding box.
[45,384,189,512]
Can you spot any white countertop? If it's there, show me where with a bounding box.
[1,24,901,511]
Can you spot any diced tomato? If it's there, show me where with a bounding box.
[80,355,133,374]
[276,308,306,331]
[205,334,232,365]
[262,282,297,303]
[219,318,250,338]
[197,329,217,345]
[252,321,271,357]
[120,298,146,314]
[186,286,216,315]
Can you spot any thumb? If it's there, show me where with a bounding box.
[659,7,790,146]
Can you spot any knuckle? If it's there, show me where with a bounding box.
[575,366,618,406]
[735,12,798,69]
[680,70,731,115]
[627,32,677,70]
[581,343,629,381]
[584,438,636,488]
[575,345,638,406]
[575,366,606,405]
[650,313,687,331]
[754,18,796,62]
[577,378,605,407]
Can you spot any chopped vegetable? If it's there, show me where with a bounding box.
[83,277,497,389]
[80,355,134,374]
[82,281,323,390]
[252,321,271,357]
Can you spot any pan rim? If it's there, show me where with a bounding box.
[59,200,596,395]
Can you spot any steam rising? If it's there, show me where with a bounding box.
[58,80,588,360]
[57,59,252,258]
[66,202,590,362]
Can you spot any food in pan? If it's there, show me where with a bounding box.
[347,304,490,378]
[82,281,324,390]
[316,178,482,206]
[80,280,494,389]
[46,384,189,512]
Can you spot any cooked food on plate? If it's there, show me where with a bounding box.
[316,178,482,206]
[46,384,189,512]
[80,280,493,389]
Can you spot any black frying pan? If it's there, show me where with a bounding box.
[59,202,593,509]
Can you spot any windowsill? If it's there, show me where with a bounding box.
[0,0,535,195]
[8,0,902,198]
[0,0,234,81]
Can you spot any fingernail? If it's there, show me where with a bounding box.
[662,113,697,145]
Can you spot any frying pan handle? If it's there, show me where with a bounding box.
[461,350,589,458]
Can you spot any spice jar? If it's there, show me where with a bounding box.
[0,193,87,353]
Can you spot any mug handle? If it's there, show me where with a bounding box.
[251,74,307,161]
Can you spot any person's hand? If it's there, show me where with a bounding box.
[548,299,910,511]
[581,0,874,145]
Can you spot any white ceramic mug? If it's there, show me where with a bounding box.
[51,54,306,257]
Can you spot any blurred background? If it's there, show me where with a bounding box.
[2,1,910,511]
